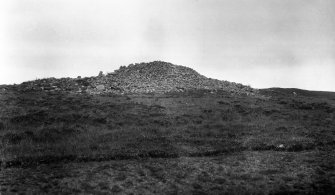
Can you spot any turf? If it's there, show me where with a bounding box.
[0,86,334,193]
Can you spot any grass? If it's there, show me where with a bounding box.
[0,87,334,193]
[0,88,334,164]
[1,151,334,194]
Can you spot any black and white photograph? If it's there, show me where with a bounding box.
[0,0,334,194]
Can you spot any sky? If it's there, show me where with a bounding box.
[0,0,334,91]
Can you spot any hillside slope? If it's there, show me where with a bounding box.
[0,63,335,194]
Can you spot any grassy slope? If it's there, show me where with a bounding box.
[0,86,335,193]
[1,86,334,163]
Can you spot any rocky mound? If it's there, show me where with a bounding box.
[18,61,257,95]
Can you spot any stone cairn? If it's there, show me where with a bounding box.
[18,61,257,96]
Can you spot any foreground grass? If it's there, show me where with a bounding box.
[0,87,334,166]
[0,87,335,193]
[1,151,334,194]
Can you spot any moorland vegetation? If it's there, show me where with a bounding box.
[0,61,334,194]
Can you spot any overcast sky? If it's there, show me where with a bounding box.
[0,0,334,91]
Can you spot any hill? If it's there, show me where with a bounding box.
[0,62,334,194]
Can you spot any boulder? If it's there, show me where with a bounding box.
[96,84,105,91]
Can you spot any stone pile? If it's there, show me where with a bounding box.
[18,61,257,95]
[87,61,256,95]
[20,77,91,93]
